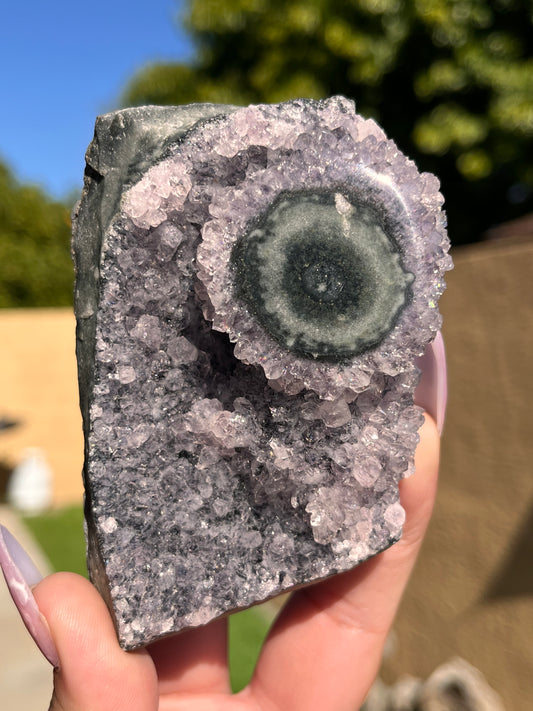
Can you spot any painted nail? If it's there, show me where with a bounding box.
[0,524,60,667]
[414,331,448,435]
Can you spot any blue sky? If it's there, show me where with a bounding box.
[0,1,192,200]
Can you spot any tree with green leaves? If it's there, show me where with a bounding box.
[0,161,73,308]
[124,0,533,246]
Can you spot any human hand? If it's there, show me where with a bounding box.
[2,332,445,711]
[0,411,439,711]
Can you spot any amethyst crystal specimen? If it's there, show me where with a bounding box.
[73,97,451,649]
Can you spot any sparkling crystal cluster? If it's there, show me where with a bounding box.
[73,98,451,649]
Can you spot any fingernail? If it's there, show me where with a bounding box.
[0,524,60,667]
[414,331,447,435]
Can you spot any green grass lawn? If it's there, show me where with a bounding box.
[23,505,274,692]
[228,606,273,692]
[23,505,87,577]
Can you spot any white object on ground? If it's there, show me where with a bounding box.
[6,449,53,513]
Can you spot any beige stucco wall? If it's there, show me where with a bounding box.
[0,308,83,506]
[383,237,533,710]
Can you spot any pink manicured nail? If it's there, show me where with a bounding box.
[0,524,60,667]
[414,331,448,435]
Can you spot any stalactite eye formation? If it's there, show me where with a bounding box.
[231,190,414,361]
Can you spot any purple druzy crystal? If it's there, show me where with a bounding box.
[73,97,451,649]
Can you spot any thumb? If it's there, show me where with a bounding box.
[33,572,159,711]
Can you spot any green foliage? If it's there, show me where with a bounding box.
[0,161,74,308]
[124,0,533,245]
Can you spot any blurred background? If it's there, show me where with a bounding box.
[1,1,531,709]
